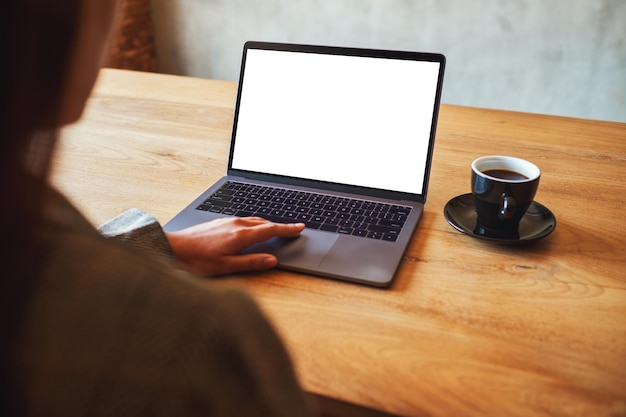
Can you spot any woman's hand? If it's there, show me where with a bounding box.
[165,217,305,276]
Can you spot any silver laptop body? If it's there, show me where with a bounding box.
[164,41,446,287]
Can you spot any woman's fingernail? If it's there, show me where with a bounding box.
[264,256,277,268]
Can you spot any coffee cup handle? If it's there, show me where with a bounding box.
[499,193,516,220]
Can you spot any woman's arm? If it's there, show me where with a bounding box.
[98,210,304,276]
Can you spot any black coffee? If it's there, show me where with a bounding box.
[483,169,529,181]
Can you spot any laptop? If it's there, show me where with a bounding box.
[164,41,446,287]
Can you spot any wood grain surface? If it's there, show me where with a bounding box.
[53,69,626,417]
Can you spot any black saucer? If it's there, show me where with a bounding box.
[443,193,556,244]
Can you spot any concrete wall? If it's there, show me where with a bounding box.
[150,0,626,123]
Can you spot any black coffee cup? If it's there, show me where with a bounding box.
[471,155,541,237]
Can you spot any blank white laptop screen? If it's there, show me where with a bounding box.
[230,49,441,195]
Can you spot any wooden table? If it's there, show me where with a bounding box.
[53,68,626,417]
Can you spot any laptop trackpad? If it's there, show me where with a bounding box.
[242,229,337,268]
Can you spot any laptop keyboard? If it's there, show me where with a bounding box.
[195,181,412,242]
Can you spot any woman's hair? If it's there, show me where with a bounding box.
[0,0,81,413]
